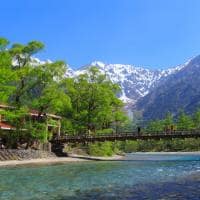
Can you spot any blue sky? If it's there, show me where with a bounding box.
[1,0,200,69]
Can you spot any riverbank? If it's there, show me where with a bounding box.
[0,153,124,167]
[67,153,124,161]
[0,156,125,167]
[0,157,86,167]
[0,149,56,161]
[0,151,199,167]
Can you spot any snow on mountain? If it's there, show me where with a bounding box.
[66,60,189,104]
[135,55,200,120]
[12,56,52,67]
[30,57,52,65]
[27,57,190,105]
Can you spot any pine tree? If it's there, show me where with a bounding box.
[193,109,200,129]
[177,111,195,131]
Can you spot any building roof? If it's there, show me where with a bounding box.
[0,103,61,119]
[0,104,15,109]
[29,110,61,119]
[46,113,62,119]
[0,122,15,130]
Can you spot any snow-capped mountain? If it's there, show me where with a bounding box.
[136,55,200,120]
[12,57,52,67]
[29,56,191,106]
[66,60,189,104]
[27,56,200,119]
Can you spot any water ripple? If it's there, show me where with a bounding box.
[0,154,199,200]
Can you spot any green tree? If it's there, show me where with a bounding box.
[193,109,200,129]
[6,39,71,114]
[62,67,127,134]
[163,112,174,127]
[177,111,195,131]
[9,41,44,106]
[0,37,15,102]
[146,119,164,133]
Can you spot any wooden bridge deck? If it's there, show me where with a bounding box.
[52,130,200,143]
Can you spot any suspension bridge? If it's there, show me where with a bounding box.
[52,130,200,143]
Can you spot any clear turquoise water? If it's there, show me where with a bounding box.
[0,154,199,200]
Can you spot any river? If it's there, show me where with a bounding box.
[0,153,199,200]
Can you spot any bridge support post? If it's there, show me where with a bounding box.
[51,142,68,157]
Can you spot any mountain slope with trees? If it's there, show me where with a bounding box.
[135,55,200,120]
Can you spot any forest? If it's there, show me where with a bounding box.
[0,37,128,149]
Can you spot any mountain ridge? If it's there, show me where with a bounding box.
[135,55,200,119]
[30,56,199,120]
[66,59,190,104]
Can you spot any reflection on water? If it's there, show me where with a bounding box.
[0,154,199,200]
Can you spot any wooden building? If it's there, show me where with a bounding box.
[0,104,61,137]
[0,104,15,131]
[29,109,61,137]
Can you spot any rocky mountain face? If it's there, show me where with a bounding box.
[136,55,200,120]
[66,61,185,104]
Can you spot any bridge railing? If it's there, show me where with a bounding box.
[55,129,200,140]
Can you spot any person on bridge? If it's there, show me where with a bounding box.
[137,127,141,135]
